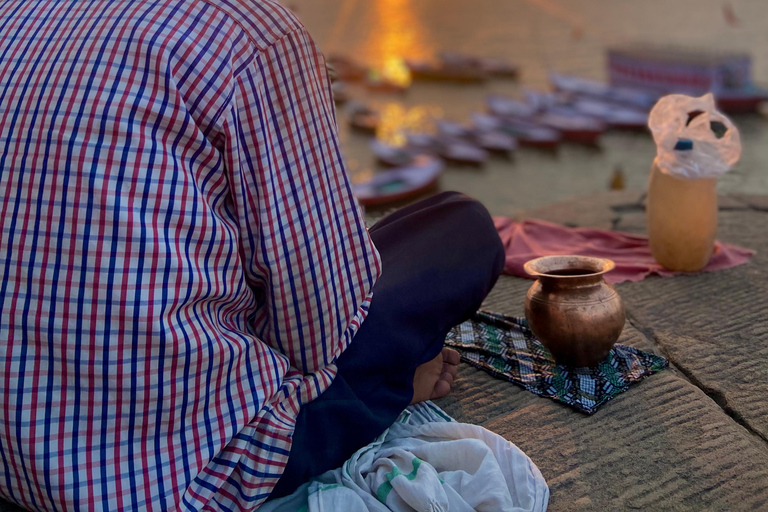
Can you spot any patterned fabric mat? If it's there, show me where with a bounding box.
[445,311,669,414]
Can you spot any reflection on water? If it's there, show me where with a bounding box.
[376,103,444,146]
[364,0,433,68]
[297,0,768,211]
[379,57,412,87]
[359,0,436,118]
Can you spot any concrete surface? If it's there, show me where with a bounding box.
[437,191,768,511]
[1,192,766,512]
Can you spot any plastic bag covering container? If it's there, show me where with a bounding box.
[647,93,741,271]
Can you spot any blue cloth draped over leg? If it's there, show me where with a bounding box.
[269,191,505,499]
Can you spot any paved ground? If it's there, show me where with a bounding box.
[1,192,765,512]
[437,191,768,511]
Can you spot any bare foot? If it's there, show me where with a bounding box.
[410,348,461,405]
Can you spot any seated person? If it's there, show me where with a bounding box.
[0,0,504,510]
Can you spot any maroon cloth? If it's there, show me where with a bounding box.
[494,217,755,284]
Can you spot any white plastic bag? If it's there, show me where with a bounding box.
[648,93,741,180]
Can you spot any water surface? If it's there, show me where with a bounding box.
[291,0,768,214]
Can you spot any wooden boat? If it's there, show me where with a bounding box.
[408,131,487,164]
[406,59,487,83]
[438,52,519,79]
[475,112,561,149]
[436,120,473,139]
[364,72,409,94]
[438,137,488,166]
[370,140,414,167]
[480,58,520,79]
[327,55,368,82]
[347,103,379,135]
[469,114,519,153]
[535,112,605,145]
[495,118,561,149]
[486,95,537,119]
[550,72,656,111]
[522,90,559,112]
[331,81,350,105]
[437,118,515,156]
[607,45,768,113]
[406,133,442,154]
[569,98,648,131]
[472,113,503,132]
[353,156,444,206]
[518,87,645,134]
[715,89,767,113]
[475,130,518,154]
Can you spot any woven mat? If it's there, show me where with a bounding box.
[445,311,668,414]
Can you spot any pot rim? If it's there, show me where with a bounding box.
[523,255,616,279]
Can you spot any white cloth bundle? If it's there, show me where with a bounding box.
[262,402,549,512]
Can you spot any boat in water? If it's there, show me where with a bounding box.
[569,98,648,131]
[607,45,768,113]
[471,113,503,132]
[494,117,561,149]
[327,55,368,82]
[438,137,488,166]
[480,58,520,79]
[377,131,489,166]
[550,72,657,111]
[436,120,473,139]
[481,101,562,149]
[535,111,605,145]
[406,59,488,83]
[474,130,518,154]
[487,95,538,118]
[522,90,608,143]
[352,156,444,206]
[331,81,350,105]
[364,70,409,94]
[523,88,647,131]
[406,133,443,155]
[348,102,380,135]
[467,114,519,154]
[370,140,415,167]
[438,52,519,79]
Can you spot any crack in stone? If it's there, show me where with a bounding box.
[626,311,768,448]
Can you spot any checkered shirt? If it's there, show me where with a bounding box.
[0,0,381,510]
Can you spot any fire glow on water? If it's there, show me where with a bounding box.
[375,103,444,147]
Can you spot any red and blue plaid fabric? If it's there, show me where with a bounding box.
[445,312,668,415]
[0,1,381,510]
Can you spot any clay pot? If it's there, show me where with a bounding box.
[524,255,625,367]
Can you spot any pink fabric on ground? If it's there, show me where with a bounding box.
[494,217,755,284]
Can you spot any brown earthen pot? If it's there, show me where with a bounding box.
[524,255,625,367]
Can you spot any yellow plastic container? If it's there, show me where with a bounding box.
[646,161,718,272]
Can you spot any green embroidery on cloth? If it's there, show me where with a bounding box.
[376,457,425,504]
